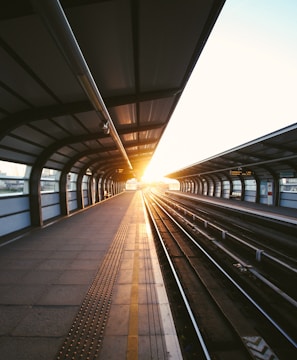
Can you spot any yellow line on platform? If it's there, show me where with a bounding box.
[127,227,139,360]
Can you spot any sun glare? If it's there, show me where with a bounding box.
[141,163,165,183]
[141,164,180,190]
[141,172,164,183]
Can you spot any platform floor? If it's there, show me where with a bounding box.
[0,191,181,360]
[168,191,297,225]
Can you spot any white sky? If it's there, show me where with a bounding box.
[142,0,297,181]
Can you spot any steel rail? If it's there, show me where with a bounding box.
[156,193,297,307]
[143,194,212,360]
[158,192,297,275]
[150,193,297,349]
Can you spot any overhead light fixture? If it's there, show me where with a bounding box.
[102,122,110,135]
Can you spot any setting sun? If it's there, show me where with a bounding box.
[141,163,180,190]
[141,162,165,183]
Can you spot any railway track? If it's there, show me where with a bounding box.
[166,191,297,261]
[143,190,297,359]
[159,191,297,303]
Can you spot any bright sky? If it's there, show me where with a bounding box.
[142,0,297,182]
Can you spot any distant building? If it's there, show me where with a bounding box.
[126,179,138,191]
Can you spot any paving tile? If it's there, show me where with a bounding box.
[0,258,42,270]
[22,270,62,284]
[36,284,88,306]
[57,244,85,251]
[138,335,167,360]
[12,306,79,337]
[138,284,158,304]
[138,268,155,284]
[116,268,133,284]
[122,250,134,259]
[0,284,48,305]
[0,305,30,335]
[119,258,133,270]
[99,335,127,359]
[104,304,130,335]
[112,284,132,305]
[0,249,54,260]
[0,270,26,284]
[50,250,80,259]
[68,259,100,270]
[36,259,72,270]
[75,250,105,260]
[55,270,96,284]
[138,304,163,335]
[0,336,63,360]
[139,257,153,269]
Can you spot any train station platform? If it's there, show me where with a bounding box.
[0,191,182,360]
[167,191,297,225]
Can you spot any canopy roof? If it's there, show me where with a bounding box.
[166,123,297,181]
[0,0,225,181]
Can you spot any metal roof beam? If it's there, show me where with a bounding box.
[0,106,164,138]
[105,88,182,107]
[31,0,133,171]
[0,101,91,137]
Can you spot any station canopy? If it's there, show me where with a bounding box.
[166,124,297,182]
[0,0,225,182]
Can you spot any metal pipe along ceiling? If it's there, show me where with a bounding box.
[31,0,133,171]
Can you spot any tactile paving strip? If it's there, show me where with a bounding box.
[56,222,129,359]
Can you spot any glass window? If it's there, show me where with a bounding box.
[280,177,297,192]
[82,175,89,190]
[67,172,77,191]
[231,179,242,198]
[222,180,230,198]
[0,160,31,196]
[245,179,257,191]
[40,168,60,193]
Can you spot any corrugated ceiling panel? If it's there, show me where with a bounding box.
[110,104,137,126]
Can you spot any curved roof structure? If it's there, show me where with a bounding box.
[166,123,297,181]
[0,0,225,181]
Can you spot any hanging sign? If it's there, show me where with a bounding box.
[230,169,253,176]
